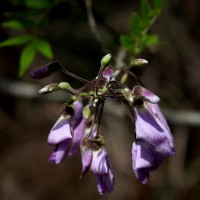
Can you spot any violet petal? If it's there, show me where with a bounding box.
[132,140,165,184]
[49,140,71,164]
[134,103,175,155]
[47,115,72,145]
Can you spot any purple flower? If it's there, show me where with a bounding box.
[102,66,114,82]
[80,136,115,195]
[48,101,86,164]
[91,148,115,195]
[132,86,175,183]
[132,140,165,184]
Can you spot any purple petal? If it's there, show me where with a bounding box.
[95,156,115,195]
[90,148,108,175]
[133,86,160,103]
[80,147,93,177]
[30,61,61,79]
[134,103,175,155]
[49,140,71,164]
[102,66,114,82]
[72,101,84,128]
[68,117,87,156]
[48,115,72,145]
[132,140,164,184]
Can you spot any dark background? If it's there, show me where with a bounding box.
[0,0,200,199]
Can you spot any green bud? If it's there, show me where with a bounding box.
[39,83,59,94]
[121,88,134,104]
[83,105,90,119]
[58,82,70,90]
[131,58,148,66]
[79,92,88,97]
[67,96,77,104]
[101,54,111,67]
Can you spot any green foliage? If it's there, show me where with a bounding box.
[18,38,53,76]
[19,43,36,76]
[0,0,56,76]
[34,38,53,59]
[0,35,33,47]
[2,19,35,29]
[120,0,167,56]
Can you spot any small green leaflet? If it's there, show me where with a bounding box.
[34,38,53,59]
[19,43,36,76]
[0,35,32,47]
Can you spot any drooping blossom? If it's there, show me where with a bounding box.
[132,86,175,182]
[132,140,165,184]
[31,55,176,194]
[81,135,115,195]
[48,100,86,164]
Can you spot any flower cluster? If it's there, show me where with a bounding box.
[30,54,175,195]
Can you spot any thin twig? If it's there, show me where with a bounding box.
[85,0,108,52]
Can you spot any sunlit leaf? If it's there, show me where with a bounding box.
[33,38,53,59]
[140,0,151,20]
[2,19,35,29]
[120,36,134,49]
[19,43,36,76]
[0,35,33,47]
[130,12,141,36]
[141,34,159,46]
[154,0,162,9]
[25,0,53,9]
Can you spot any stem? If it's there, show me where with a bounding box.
[127,71,145,87]
[61,69,95,88]
[96,99,105,136]
[85,0,108,52]
[119,100,135,124]
[88,99,100,138]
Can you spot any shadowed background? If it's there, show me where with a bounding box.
[0,0,200,199]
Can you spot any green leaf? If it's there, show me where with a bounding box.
[1,19,35,29]
[120,36,134,49]
[0,35,33,47]
[4,10,43,17]
[141,34,159,46]
[19,43,36,76]
[25,0,53,9]
[140,0,151,20]
[83,105,90,119]
[130,12,141,36]
[33,38,53,59]
[154,0,162,9]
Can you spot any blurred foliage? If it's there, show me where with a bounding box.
[0,0,56,76]
[120,0,168,56]
[0,0,169,76]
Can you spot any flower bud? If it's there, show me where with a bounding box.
[131,59,148,66]
[39,83,59,94]
[83,105,91,119]
[30,61,61,79]
[101,54,111,67]
[67,96,78,105]
[121,88,134,104]
[58,82,71,90]
[102,66,114,82]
